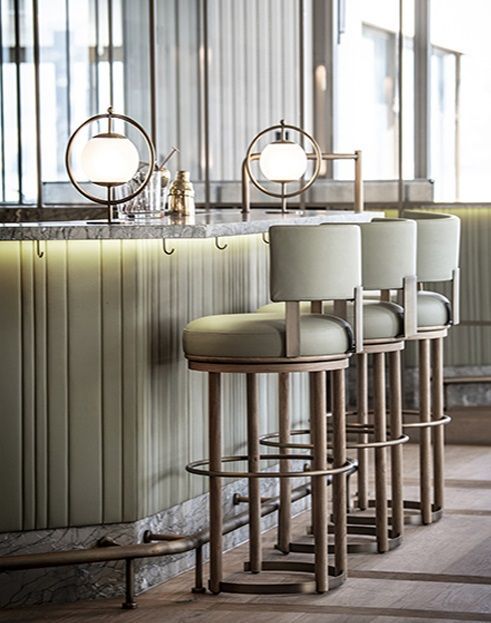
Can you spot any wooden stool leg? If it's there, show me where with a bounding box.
[332,368,347,578]
[419,339,433,525]
[373,352,389,553]
[432,337,445,512]
[356,353,369,510]
[278,372,291,553]
[247,373,262,573]
[389,350,404,539]
[310,370,329,593]
[209,372,223,593]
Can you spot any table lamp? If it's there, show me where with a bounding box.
[242,119,363,214]
[65,106,155,223]
[241,120,321,214]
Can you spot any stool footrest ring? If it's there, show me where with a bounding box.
[346,433,409,450]
[259,429,409,451]
[402,414,451,430]
[186,454,356,479]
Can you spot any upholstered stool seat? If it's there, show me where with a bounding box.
[365,290,451,329]
[183,312,353,358]
[257,300,403,341]
[417,291,451,328]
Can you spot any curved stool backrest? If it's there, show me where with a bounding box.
[270,224,361,302]
[269,224,362,356]
[402,210,461,324]
[360,218,417,337]
[402,211,460,282]
[360,219,416,290]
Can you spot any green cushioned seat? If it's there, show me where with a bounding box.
[363,291,451,329]
[257,300,403,340]
[417,291,451,328]
[183,312,352,359]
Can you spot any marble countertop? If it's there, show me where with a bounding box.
[0,209,382,241]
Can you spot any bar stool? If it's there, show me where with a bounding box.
[345,218,416,552]
[401,210,461,525]
[183,225,361,594]
[257,218,417,554]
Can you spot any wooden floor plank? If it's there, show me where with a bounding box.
[350,569,491,585]
[0,444,490,623]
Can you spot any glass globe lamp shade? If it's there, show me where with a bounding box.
[259,140,308,182]
[81,133,140,185]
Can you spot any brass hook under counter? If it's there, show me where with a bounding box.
[261,232,270,244]
[214,237,228,251]
[35,240,45,259]
[162,239,176,256]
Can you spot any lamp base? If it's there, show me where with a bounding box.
[265,209,304,215]
[86,220,123,225]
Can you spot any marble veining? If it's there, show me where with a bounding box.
[0,465,309,607]
[0,209,380,240]
[403,364,491,409]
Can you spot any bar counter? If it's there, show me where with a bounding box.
[0,208,381,529]
[0,208,377,240]
[0,208,383,602]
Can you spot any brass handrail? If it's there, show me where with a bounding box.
[0,483,311,608]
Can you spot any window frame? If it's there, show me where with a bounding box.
[0,0,460,209]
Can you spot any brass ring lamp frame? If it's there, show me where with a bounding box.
[241,120,364,214]
[65,107,156,223]
[242,120,322,214]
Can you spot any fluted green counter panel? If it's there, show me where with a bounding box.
[0,236,310,532]
[446,206,491,366]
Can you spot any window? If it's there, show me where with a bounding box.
[334,0,414,182]
[430,46,458,201]
[431,0,491,202]
[2,0,491,207]
[0,0,123,203]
